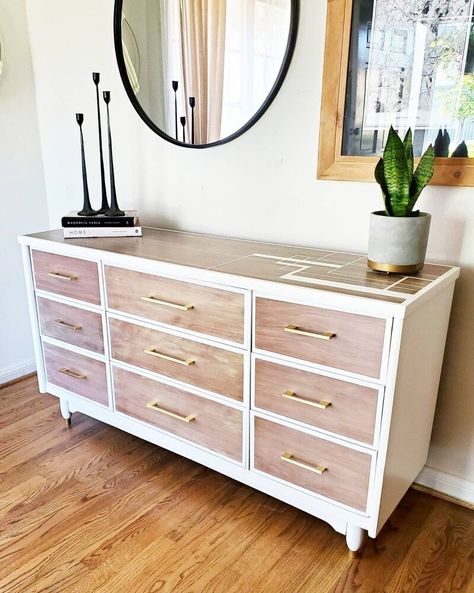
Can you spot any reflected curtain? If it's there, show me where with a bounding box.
[179,0,227,143]
[220,0,291,138]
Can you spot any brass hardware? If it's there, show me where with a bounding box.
[146,400,196,423]
[284,325,336,341]
[48,272,78,281]
[144,348,195,367]
[54,319,82,332]
[141,295,194,311]
[58,367,87,380]
[282,390,331,410]
[280,452,327,475]
[367,260,423,274]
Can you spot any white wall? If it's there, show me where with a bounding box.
[0,0,48,383]
[25,0,474,500]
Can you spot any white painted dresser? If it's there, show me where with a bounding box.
[19,228,459,552]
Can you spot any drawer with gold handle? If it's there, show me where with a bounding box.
[105,266,245,344]
[253,415,372,512]
[254,358,379,445]
[255,297,387,379]
[44,343,108,405]
[110,317,244,401]
[32,250,100,305]
[38,297,104,354]
[114,367,243,461]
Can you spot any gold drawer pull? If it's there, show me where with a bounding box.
[284,325,336,341]
[48,272,78,281]
[58,367,87,380]
[141,296,193,311]
[144,348,195,367]
[146,400,196,423]
[282,390,331,410]
[281,452,327,475]
[54,319,82,332]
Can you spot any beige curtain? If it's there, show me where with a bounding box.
[179,0,227,144]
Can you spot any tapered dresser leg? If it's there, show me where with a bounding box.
[346,524,364,557]
[59,398,72,428]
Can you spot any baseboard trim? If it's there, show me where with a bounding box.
[0,360,37,386]
[414,466,474,508]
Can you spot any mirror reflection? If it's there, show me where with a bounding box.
[119,0,294,146]
[343,0,474,158]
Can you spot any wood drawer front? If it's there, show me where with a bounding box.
[105,266,245,344]
[32,250,100,305]
[254,359,378,445]
[253,416,371,512]
[37,297,104,354]
[255,298,386,378]
[109,318,244,401]
[44,343,108,405]
[114,367,243,462]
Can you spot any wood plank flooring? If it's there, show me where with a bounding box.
[0,376,472,593]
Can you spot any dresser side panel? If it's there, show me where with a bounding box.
[373,283,456,535]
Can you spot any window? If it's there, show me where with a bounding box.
[318,0,474,186]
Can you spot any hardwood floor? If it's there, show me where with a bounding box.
[0,376,472,593]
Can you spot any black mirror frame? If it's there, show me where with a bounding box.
[113,0,299,149]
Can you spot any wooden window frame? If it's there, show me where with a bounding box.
[317,0,474,187]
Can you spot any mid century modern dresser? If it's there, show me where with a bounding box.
[19,228,459,552]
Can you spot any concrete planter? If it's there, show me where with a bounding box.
[368,211,431,274]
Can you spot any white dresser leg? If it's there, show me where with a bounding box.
[346,524,364,556]
[59,398,72,428]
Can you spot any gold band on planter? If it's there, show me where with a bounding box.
[367,260,423,274]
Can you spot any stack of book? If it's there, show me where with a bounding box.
[62,211,142,239]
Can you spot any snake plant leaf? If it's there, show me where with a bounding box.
[374,158,393,215]
[444,129,451,151]
[452,141,468,157]
[409,144,435,213]
[383,127,411,216]
[403,129,414,178]
[435,129,450,156]
[434,128,449,157]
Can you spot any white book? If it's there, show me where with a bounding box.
[64,226,143,239]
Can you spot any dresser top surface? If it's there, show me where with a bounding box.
[24,227,459,304]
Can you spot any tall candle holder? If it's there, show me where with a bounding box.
[189,97,196,145]
[103,91,125,217]
[93,72,109,213]
[76,114,96,216]
[172,80,179,141]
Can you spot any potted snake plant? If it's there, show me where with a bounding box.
[368,126,435,273]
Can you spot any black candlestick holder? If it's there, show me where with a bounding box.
[180,116,186,143]
[93,73,109,213]
[172,80,179,141]
[103,91,125,217]
[76,114,97,216]
[189,97,196,144]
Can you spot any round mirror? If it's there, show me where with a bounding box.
[114,0,299,148]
